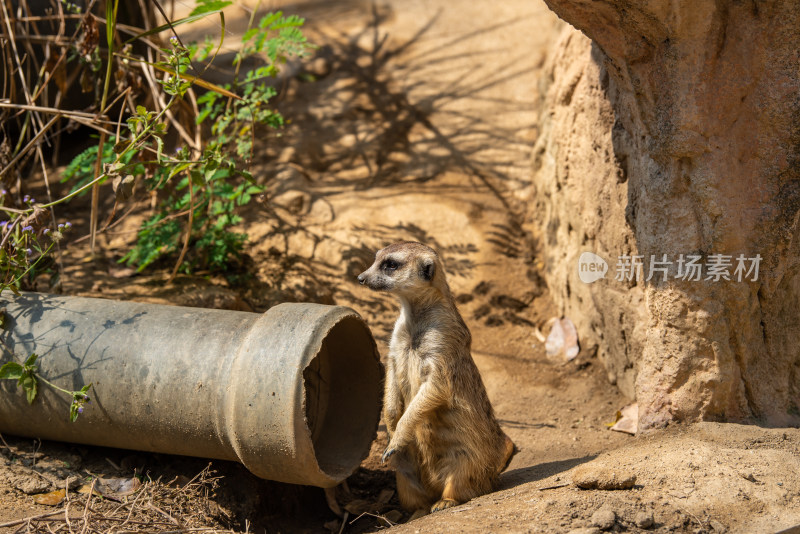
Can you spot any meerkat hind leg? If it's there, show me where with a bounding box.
[396,471,432,512]
[430,477,464,512]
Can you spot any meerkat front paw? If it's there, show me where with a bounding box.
[382,434,408,465]
[431,498,459,512]
[381,447,397,465]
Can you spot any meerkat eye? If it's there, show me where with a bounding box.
[382,259,400,272]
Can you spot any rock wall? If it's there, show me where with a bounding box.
[531,2,800,429]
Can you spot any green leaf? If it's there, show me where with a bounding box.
[25,378,37,404]
[106,0,117,47]
[168,162,193,180]
[189,0,231,17]
[190,169,204,186]
[242,28,258,41]
[19,372,38,404]
[0,362,23,380]
[258,11,282,30]
[24,353,38,367]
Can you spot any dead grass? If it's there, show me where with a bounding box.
[0,465,238,534]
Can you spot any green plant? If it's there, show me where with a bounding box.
[53,6,312,278]
[115,10,313,275]
[0,353,92,422]
[1,0,313,289]
[0,199,72,295]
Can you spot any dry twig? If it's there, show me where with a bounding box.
[0,466,235,533]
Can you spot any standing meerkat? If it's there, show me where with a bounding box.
[357,241,516,514]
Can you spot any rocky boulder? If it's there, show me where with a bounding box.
[530,1,800,429]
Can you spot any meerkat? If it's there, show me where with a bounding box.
[357,241,517,514]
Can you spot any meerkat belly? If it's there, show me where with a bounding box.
[393,346,424,401]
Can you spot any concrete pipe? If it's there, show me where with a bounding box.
[0,292,383,488]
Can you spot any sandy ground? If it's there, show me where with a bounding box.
[2,0,800,533]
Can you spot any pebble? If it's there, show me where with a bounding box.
[710,520,727,533]
[572,465,637,490]
[590,509,616,530]
[567,528,601,534]
[12,475,50,495]
[635,511,654,529]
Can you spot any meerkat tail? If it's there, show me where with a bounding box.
[499,433,518,474]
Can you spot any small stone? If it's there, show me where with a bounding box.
[590,509,616,530]
[572,465,637,490]
[635,511,654,529]
[710,520,727,533]
[567,528,601,534]
[13,475,51,495]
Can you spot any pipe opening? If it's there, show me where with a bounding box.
[303,315,382,480]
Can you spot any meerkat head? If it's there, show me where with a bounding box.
[357,241,442,297]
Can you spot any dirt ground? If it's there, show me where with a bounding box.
[2,0,800,533]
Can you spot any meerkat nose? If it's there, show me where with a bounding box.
[357,273,366,285]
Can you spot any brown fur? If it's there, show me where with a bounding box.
[357,241,517,514]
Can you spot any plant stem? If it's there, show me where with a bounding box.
[36,374,77,397]
[39,173,110,209]
[90,0,121,256]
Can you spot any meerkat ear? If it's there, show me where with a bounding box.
[420,259,435,281]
